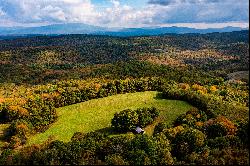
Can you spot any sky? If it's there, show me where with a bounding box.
[0,0,249,28]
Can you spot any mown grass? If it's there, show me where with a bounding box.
[27,91,193,145]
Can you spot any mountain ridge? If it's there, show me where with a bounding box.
[0,23,248,36]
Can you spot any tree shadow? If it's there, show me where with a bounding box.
[153,92,164,100]
[94,127,120,135]
[94,127,135,136]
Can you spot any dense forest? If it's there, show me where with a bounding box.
[0,30,248,84]
[0,30,249,165]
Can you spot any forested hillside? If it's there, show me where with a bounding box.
[0,30,248,84]
[0,31,249,165]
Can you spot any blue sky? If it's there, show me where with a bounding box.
[0,0,248,28]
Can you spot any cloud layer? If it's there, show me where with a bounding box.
[0,0,248,28]
[148,0,249,24]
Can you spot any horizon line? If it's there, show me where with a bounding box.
[0,22,249,30]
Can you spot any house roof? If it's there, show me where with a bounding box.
[135,126,144,133]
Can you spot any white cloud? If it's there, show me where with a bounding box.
[0,0,97,23]
[143,0,249,28]
[0,0,248,28]
[60,0,83,4]
[110,0,120,7]
[0,7,5,16]
[96,1,155,27]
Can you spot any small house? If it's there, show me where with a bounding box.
[135,126,145,134]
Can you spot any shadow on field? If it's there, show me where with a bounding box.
[95,127,119,135]
[153,92,164,100]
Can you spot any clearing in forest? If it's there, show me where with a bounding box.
[27,91,193,145]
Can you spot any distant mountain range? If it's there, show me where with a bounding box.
[0,23,248,36]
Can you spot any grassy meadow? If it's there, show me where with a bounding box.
[27,91,193,145]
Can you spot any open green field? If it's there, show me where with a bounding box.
[27,91,193,145]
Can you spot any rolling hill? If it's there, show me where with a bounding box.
[0,23,247,36]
